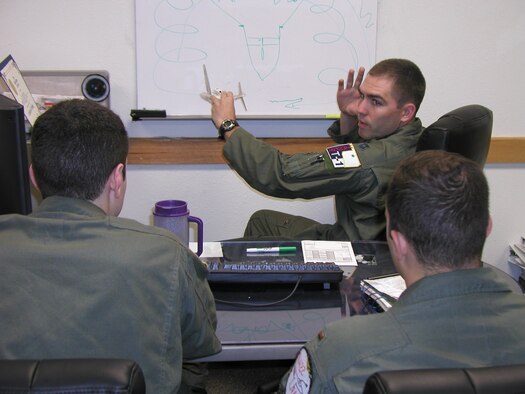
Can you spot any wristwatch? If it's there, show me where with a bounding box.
[218,119,239,139]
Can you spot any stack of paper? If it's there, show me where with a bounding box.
[509,236,525,269]
[360,274,406,311]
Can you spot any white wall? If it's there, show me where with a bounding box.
[2,0,524,277]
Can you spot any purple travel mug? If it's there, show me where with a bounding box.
[153,200,204,256]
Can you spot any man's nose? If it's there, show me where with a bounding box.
[357,98,368,117]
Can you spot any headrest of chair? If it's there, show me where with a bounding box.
[416,104,493,166]
[0,358,146,393]
[363,364,525,394]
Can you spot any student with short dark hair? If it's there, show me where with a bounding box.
[280,150,525,393]
[0,99,221,394]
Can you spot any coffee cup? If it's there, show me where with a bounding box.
[153,200,204,256]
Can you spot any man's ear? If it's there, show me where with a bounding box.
[486,215,493,238]
[400,102,416,123]
[386,209,409,261]
[389,228,410,261]
[29,164,40,191]
[108,163,126,199]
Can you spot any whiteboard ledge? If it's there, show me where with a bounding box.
[130,113,340,121]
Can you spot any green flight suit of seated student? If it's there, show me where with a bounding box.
[281,268,525,393]
[0,99,221,394]
[211,58,427,241]
[0,197,221,394]
[278,151,525,394]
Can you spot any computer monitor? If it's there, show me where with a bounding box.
[0,94,32,215]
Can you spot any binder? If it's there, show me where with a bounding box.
[360,274,406,312]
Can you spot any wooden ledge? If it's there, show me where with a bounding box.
[128,137,525,165]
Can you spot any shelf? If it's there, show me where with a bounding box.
[128,137,525,165]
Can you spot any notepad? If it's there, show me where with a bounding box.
[361,274,406,311]
[0,55,41,127]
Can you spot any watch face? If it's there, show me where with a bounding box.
[218,119,238,139]
[223,120,234,129]
[221,119,237,131]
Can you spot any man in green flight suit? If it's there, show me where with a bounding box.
[211,58,426,241]
[279,150,525,393]
[0,99,221,393]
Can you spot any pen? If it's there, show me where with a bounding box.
[310,154,324,165]
[246,246,297,253]
[367,273,401,280]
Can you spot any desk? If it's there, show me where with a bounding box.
[201,240,395,362]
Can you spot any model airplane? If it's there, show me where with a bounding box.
[200,64,247,111]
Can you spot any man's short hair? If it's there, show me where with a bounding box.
[369,58,426,112]
[31,99,128,200]
[386,150,489,270]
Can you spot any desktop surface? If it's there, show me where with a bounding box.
[203,240,396,362]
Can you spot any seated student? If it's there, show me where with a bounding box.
[280,150,525,393]
[0,99,221,394]
[210,58,426,241]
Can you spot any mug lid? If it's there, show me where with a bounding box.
[153,200,189,216]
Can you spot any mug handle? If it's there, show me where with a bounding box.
[188,215,204,256]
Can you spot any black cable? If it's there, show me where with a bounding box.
[214,276,303,307]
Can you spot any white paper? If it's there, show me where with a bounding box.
[301,240,357,266]
[189,241,223,257]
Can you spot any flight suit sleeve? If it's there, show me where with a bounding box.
[223,127,376,200]
[178,249,221,359]
[327,120,363,144]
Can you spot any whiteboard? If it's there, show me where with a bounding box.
[135,0,377,118]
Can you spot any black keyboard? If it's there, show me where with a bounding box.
[205,259,344,284]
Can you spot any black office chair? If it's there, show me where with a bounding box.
[0,358,146,393]
[362,364,525,394]
[416,104,493,166]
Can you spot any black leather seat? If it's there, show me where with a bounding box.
[416,104,493,166]
[0,358,145,393]
[362,364,525,394]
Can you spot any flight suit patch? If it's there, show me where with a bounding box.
[326,144,361,168]
[285,348,311,394]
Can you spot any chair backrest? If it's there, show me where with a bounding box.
[416,104,493,166]
[362,364,525,394]
[0,358,146,394]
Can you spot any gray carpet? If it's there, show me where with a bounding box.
[205,360,292,394]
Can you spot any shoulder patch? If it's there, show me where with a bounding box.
[285,348,311,393]
[326,143,361,168]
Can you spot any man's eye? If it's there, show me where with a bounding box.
[371,98,382,106]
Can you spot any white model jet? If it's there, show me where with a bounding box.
[200,64,247,111]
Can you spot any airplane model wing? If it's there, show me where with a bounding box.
[200,64,247,111]
[203,63,212,97]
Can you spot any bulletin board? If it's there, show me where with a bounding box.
[135,0,377,118]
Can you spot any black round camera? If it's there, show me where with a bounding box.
[81,74,110,102]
